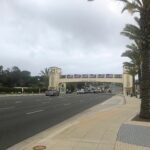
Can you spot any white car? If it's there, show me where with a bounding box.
[77,89,85,94]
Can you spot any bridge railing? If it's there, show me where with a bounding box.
[60,74,122,79]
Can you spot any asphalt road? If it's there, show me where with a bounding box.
[0,93,113,150]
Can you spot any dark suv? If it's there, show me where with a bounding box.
[45,90,59,96]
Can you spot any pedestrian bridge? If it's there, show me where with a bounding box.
[48,67,133,94]
[60,74,123,84]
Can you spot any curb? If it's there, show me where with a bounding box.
[0,93,44,97]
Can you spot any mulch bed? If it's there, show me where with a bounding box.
[132,114,150,122]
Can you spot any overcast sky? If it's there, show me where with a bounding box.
[0,0,134,75]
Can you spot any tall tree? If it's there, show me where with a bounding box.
[20,71,31,86]
[121,16,143,97]
[40,68,49,88]
[10,66,21,87]
[0,65,4,86]
[40,68,49,77]
[122,42,142,88]
[119,0,150,119]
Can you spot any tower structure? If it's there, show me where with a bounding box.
[48,67,61,90]
[123,65,133,95]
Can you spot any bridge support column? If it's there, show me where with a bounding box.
[48,67,61,90]
[59,83,66,94]
[123,65,133,95]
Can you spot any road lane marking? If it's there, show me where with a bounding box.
[43,101,50,104]
[15,101,22,104]
[64,103,70,106]
[36,99,42,102]
[0,106,15,110]
[26,110,44,115]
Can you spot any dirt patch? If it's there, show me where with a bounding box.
[132,114,150,122]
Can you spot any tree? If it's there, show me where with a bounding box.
[0,65,3,74]
[122,42,142,92]
[40,68,49,77]
[119,0,150,119]
[40,68,49,88]
[121,16,143,97]
[20,71,31,86]
[10,66,21,87]
[0,65,4,87]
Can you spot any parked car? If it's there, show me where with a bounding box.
[45,90,59,96]
[66,89,72,94]
[76,89,85,94]
[93,89,100,93]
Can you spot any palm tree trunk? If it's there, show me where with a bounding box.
[139,9,150,119]
[132,75,135,96]
[138,68,142,98]
[140,51,150,119]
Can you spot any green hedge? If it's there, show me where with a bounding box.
[0,87,47,94]
[0,87,22,94]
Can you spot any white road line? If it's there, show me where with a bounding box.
[26,110,44,115]
[15,101,22,104]
[36,99,42,101]
[0,106,15,110]
[64,103,70,106]
[42,102,50,104]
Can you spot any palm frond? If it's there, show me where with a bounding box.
[134,16,140,26]
[123,62,133,67]
[121,23,141,40]
[121,2,140,13]
[123,24,140,34]
[121,31,140,40]
[123,62,138,75]
[40,68,49,77]
[136,0,143,7]
[126,43,139,51]
[121,50,132,57]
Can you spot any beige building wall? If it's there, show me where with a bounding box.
[48,67,61,90]
[123,65,133,95]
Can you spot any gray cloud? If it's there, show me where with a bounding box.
[0,0,134,75]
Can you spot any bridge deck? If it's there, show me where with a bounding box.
[60,77,123,84]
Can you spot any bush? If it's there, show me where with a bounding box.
[0,87,47,94]
[0,87,22,94]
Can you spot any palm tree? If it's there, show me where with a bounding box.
[121,15,143,97]
[119,0,150,119]
[122,42,142,93]
[40,68,49,88]
[121,22,141,41]
[0,65,3,75]
[40,68,49,77]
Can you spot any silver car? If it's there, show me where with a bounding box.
[45,90,59,96]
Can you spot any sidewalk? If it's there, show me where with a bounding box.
[115,96,150,150]
[8,95,150,150]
